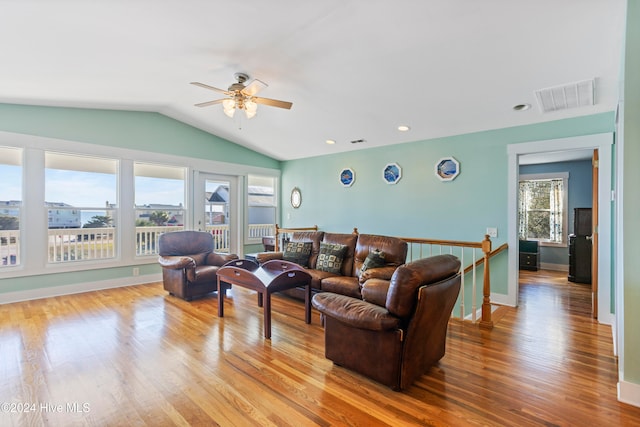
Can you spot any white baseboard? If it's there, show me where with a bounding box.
[539,262,569,272]
[0,273,162,305]
[619,380,640,408]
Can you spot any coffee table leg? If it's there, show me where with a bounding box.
[217,277,224,317]
[304,284,311,324]
[263,291,271,339]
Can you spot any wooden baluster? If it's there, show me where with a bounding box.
[479,234,494,329]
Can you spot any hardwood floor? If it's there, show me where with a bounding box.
[1,271,639,426]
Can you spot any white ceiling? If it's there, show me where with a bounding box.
[0,1,626,161]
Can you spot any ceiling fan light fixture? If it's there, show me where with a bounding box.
[222,99,236,117]
[244,100,258,119]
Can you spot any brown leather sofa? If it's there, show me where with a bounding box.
[312,254,461,390]
[256,230,408,299]
[158,230,239,301]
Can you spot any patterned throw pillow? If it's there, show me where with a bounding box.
[282,241,313,267]
[361,249,386,272]
[316,243,348,274]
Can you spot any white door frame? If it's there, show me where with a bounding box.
[506,133,614,325]
[193,171,241,256]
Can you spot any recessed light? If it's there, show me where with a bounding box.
[397,125,411,132]
[513,103,531,111]
[325,139,336,145]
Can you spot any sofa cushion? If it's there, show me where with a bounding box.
[321,275,361,298]
[361,278,391,307]
[290,231,325,268]
[322,232,359,276]
[316,243,348,274]
[282,241,313,267]
[353,234,408,279]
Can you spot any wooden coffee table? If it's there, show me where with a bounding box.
[216,259,312,339]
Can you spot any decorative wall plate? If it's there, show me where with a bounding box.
[339,168,355,187]
[290,187,302,208]
[435,157,460,181]
[382,162,402,184]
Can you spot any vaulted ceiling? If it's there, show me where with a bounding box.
[0,1,626,161]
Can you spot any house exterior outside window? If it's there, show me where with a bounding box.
[519,172,568,246]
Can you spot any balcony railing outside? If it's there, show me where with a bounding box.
[0,230,19,266]
[0,224,274,267]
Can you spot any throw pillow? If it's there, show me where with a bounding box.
[361,249,386,273]
[316,242,348,274]
[282,241,313,267]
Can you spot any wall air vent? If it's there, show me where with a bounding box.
[350,139,366,144]
[534,79,595,113]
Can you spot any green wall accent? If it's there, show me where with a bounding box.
[1,264,160,293]
[623,0,640,385]
[281,113,615,297]
[0,103,280,169]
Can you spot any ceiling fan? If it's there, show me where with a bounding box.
[190,73,292,119]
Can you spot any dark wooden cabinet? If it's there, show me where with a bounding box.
[569,235,592,283]
[519,240,539,271]
[568,208,592,284]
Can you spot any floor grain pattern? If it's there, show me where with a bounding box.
[1,270,639,426]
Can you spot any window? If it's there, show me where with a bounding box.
[0,147,22,267]
[134,163,186,256]
[45,152,118,262]
[247,175,277,241]
[518,173,568,246]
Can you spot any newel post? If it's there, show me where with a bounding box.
[479,234,494,329]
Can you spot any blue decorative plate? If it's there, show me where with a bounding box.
[435,157,460,181]
[340,168,355,187]
[383,163,402,184]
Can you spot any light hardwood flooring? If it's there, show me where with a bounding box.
[1,270,639,426]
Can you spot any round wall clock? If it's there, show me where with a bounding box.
[290,187,302,208]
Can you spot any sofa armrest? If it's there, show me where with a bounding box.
[359,265,398,284]
[255,251,284,264]
[158,255,195,270]
[312,292,400,331]
[206,252,239,266]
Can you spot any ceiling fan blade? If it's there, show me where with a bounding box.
[190,82,230,95]
[242,79,268,97]
[194,99,225,107]
[253,96,293,109]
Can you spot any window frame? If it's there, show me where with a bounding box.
[245,174,278,245]
[518,172,569,247]
[0,146,23,269]
[0,132,280,280]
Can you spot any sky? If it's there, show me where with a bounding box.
[0,165,185,207]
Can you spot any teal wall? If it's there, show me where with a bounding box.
[0,103,280,293]
[280,113,614,296]
[520,160,593,266]
[623,0,640,386]
[0,103,280,169]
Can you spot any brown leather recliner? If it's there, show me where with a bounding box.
[158,230,239,301]
[312,254,461,391]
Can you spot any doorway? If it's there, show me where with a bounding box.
[193,172,239,255]
[507,133,614,325]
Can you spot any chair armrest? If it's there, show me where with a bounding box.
[359,265,398,284]
[312,292,400,331]
[158,255,195,270]
[206,252,239,266]
[255,251,284,264]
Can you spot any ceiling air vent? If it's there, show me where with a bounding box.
[534,79,595,113]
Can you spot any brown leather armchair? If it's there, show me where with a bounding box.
[312,254,461,391]
[158,230,239,301]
